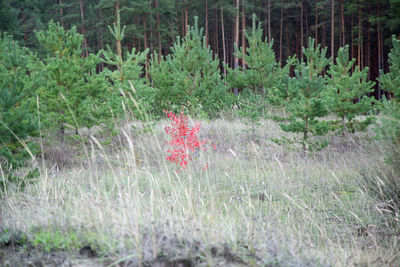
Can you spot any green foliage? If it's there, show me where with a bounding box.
[380,35,400,100]
[148,16,231,117]
[279,38,331,149]
[378,36,400,146]
[227,14,292,104]
[31,228,82,253]
[0,0,19,36]
[0,33,41,178]
[267,56,296,107]
[102,12,153,119]
[326,45,375,136]
[378,99,400,145]
[35,21,112,136]
[0,228,28,247]
[370,37,400,214]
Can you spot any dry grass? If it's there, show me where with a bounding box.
[1,117,399,266]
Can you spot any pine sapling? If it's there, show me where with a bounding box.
[326,45,375,137]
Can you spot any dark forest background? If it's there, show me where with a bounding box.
[1,0,399,98]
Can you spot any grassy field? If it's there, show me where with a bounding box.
[1,116,399,266]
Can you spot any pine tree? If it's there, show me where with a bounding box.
[148,16,230,117]
[326,45,375,136]
[227,14,279,98]
[280,38,331,149]
[226,12,294,134]
[101,11,153,118]
[379,36,400,145]
[380,35,400,100]
[35,21,111,139]
[0,34,42,173]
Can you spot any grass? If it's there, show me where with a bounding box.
[1,116,399,266]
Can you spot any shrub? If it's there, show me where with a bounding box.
[164,110,207,168]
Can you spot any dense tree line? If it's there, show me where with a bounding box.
[1,0,400,97]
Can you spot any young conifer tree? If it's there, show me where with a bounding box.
[35,21,111,138]
[326,45,375,136]
[228,14,294,138]
[0,34,42,173]
[227,14,292,101]
[379,36,400,144]
[380,36,400,100]
[101,11,153,118]
[148,16,230,117]
[280,38,331,149]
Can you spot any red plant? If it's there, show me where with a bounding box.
[164,110,207,168]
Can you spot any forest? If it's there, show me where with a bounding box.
[1,0,400,266]
[1,0,399,96]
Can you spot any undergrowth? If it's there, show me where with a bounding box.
[0,117,399,266]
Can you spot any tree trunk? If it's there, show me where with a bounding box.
[114,0,119,18]
[267,0,271,42]
[358,0,362,68]
[59,0,64,28]
[234,0,240,95]
[367,16,371,80]
[79,0,89,58]
[279,0,283,63]
[300,0,303,61]
[184,0,188,36]
[305,3,309,42]
[133,16,138,50]
[97,7,104,71]
[242,0,246,67]
[286,15,290,63]
[214,0,219,60]
[150,2,154,56]
[229,29,234,69]
[322,21,326,49]
[155,0,162,63]
[143,15,149,78]
[205,0,209,47]
[296,22,301,60]
[377,0,382,99]
[331,0,334,62]
[341,0,345,46]
[181,1,185,36]
[221,2,227,79]
[322,19,326,74]
[315,0,318,45]
[115,1,122,76]
[351,15,354,71]
[234,0,239,67]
